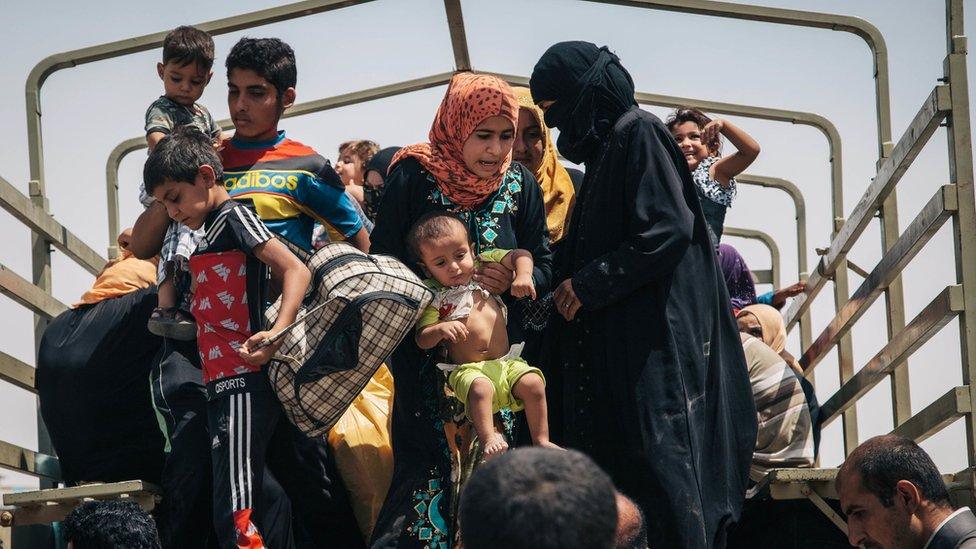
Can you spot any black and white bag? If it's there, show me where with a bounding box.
[265,242,432,437]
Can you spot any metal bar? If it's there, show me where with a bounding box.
[846,260,871,279]
[766,468,840,500]
[819,285,965,427]
[583,0,894,151]
[800,185,957,374]
[725,226,781,289]
[801,484,849,535]
[496,74,844,231]
[737,174,813,354]
[0,351,36,394]
[892,385,971,444]
[4,497,147,528]
[737,175,807,278]
[0,440,60,479]
[944,0,976,468]
[882,199,912,427]
[824,86,950,277]
[0,263,67,320]
[1,482,160,527]
[442,0,471,71]
[833,242,858,454]
[0,174,105,276]
[787,85,952,328]
[579,0,895,205]
[2,481,158,505]
[105,71,455,257]
[752,269,773,285]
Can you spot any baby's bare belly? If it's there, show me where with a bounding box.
[446,298,510,364]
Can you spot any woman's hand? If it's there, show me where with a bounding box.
[553,278,582,321]
[473,262,514,295]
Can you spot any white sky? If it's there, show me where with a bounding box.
[1,0,975,489]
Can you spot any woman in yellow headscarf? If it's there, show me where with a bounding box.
[513,86,578,246]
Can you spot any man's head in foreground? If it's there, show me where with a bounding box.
[837,434,953,549]
[458,447,618,549]
[62,499,161,549]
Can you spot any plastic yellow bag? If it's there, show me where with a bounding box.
[327,363,395,542]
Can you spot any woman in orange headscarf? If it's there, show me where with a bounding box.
[370,72,553,547]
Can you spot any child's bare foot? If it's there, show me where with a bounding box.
[535,439,563,450]
[481,432,509,461]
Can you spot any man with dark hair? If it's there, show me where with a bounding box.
[458,447,617,549]
[838,435,976,548]
[62,500,161,549]
[221,37,369,253]
[220,37,367,547]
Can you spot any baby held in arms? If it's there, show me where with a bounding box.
[410,212,558,460]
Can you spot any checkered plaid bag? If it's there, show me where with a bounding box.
[265,242,432,437]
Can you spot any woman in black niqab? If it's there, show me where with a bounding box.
[531,41,757,549]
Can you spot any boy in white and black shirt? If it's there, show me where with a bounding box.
[144,127,310,547]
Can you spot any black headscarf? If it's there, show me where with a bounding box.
[362,146,400,221]
[365,146,400,181]
[530,41,637,164]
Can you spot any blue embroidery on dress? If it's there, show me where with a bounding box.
[409,476,449,548]
[425,169,523,252]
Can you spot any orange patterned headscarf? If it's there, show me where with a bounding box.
[392,72,519,210]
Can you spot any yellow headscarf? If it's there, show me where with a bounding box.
[737,304,787,353]
[513,87,576,244]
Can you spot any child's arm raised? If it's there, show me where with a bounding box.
[703,119,761,186]
[501,249,536,300]
[240,239,311,365]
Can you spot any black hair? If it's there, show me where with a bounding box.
[838,434,951,508]
[665,107,721,155]
[62,500,161,549]
[162,26,215,71]
[406,211,470,263]
[225,37,297,98]
[143,126,223,196]
[458,447,618,549]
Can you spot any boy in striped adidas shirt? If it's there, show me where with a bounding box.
[145,126,311,547]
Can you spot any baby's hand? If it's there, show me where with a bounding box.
[239,330,279,366]
[510,273,537,300]
[438,321,469,344]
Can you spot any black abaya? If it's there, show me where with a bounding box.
[36,287,165,484]
[548,106,756,549]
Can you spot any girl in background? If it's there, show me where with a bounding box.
[667,108,760,242]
